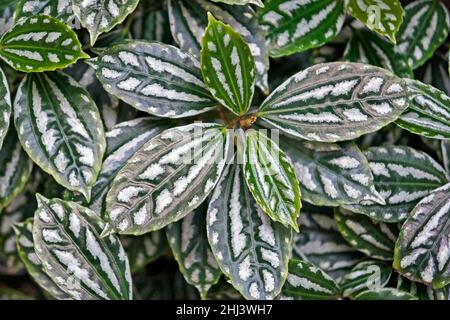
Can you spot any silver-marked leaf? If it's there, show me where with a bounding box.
[14,72,106,201]
[340,260,392,298]
[395,0,450,70]
[72,0,139,45]
[397,275,450,300]
[244,129,301,231]
[33,196,132,300]
[0,15,89,72]
[88,41,217,118]
[0,128,33,211]
[14,219,71,300]
[282,139,383,207]
[343,28,412,78]
[343,146,448,223]
[334,208,398,261]
[354,288,417,300]
[167,0,268,93]
[0,65,11,150]
[105,123,230,236]
[347,0,403,43]
[280,259,340,300]
[394,183,450,289]
[201,13,255,116]
[207,162,292,300]
[211,0,263,6]
[257,62,409,142]
[396,79,450,140]
[258,0,345,57]
[0,0,17,36]
[15,0,76,24]
[166,203,221,299]
[293,210,365,281]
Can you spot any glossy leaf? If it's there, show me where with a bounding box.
[257,62,409,142]
[258,0,345,57]
[354,288,417,300]
[88,41,217,118]
[15,0,76,23]
[14,72,106,201]
[201,13,255,116]
[207,162,292,300]
[105,123,230,235]
[0,65,11,150]
[0,15,89,72]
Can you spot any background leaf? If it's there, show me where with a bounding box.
[15,0,76,23]
[0,65,11,150]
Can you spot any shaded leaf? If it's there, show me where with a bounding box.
[15,0,76,23]
[397,275,450,300]
[0,64,11,150]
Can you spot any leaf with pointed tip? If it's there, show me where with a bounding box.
[340,261,392,298]
[211,0,263,6]
[105,123,230,236]
[244,129,301,231]
[33,196,133,300]
[72,0,139,45]
[396,79,450,140]
[395,0,450,70]
[393,183,450,289]
[397,275,450,300]
[201,13,255,116]
[334,208,398,261]
[207,162,292,300]
[167,0,268,93]
[0,65,11,150]
[257,62,409,142]
[15,219,71,299]
[166,203,221,299]
[0,15,89,72]
[344,28,412,78]
[0,0,17,36]
[343,146,448,223]
[282,139,383,207]
[88,41,217,118]
[354,288,417,300]
[258,0,345,57]
[14,72,105,201]
[293,210,365,281]
[15,0,76,23]
[279,259,340,300]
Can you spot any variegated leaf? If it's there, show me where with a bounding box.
[340,260,392,297]
[0,65,11,150]
[343,146,448,223]
[0,0,16,36]
[14,72,106,201]
[211,0,263,6]
[394,183,450,289]
[0,128,33,211]
[396,79,450,139]
[258,0,345,57]
[334,208,398,261]
[293,209,365,281]
[279,259,340,300]
[257,62,409,142]
[244,129,301,231]
[397,275,450,300]
[105,123,230,236]
[354,288,417,300]
[33,196,132,300]
[344,28,412,78]
[15,0,76,23]
[395,0,450,70]
[14,219,71,299]
[207,162,292,300]
[201,13,255,116]
[167,0,268,93]
[166,203,221,299]
[282,139,383,207]
[72,0,139,45]
[88,41,217,118]
[347,0,403,43]
[0,15,89,72]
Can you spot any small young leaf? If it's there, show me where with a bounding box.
[88,41,217,119]
[200,13,256,116]
[393,183,450,289]
[257,62,409,142]
[244,129,301,231]
[354,288,417,300]
[15,0,76,23]
[0,65,11,150]
[280,259,340,300]
[258,0,346,57]
[207,162,292,300]
[33,196,133,300]
[0,15,89,72]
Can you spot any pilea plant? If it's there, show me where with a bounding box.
[0,0,450,301]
